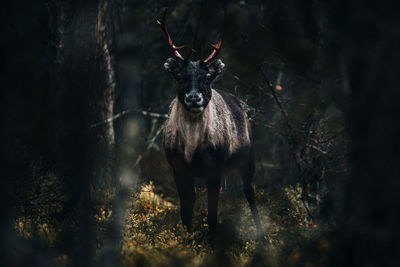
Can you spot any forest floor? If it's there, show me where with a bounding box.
[13,171,330,267]
[119,180,328,267]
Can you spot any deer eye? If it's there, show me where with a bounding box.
[206,73,212,80]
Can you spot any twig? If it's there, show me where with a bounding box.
[89,109,168,128]
[306,144,328,155]
[90,109,132,128]
[133,154,143,168]
[139,110,168,119]
[258,65,292,132]
[146,124,164,150]
[132,119,165,169]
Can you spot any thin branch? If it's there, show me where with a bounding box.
[259,64,292,132]
[306,144,328,155]
[139,110,169,119]
[146,123,164,150]
[133,154,143,168]
[89,109,168,128]
[90,109,131,128]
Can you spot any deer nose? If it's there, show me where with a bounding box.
[184,92,203,105]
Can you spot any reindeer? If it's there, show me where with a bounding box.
[158,9,262,243]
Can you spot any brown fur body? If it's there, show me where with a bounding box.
[164,89,252,170]
[163,88,262,243]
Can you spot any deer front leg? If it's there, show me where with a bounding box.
[207,174,221,244]
[173,169,195,231]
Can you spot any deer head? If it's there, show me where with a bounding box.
[158,8,225,114]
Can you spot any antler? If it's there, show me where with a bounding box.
[203,39,222,63]
[157,8,195,61]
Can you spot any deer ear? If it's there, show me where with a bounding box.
[206,59,224,81]
[207,59,225,78]
[164,58,181,76]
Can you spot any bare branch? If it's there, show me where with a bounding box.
[305,144,328,155]
[89,109,168,129]
[90,109,131,128]
[139,110,169,119]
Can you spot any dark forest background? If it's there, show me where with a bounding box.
[2,0,400,266]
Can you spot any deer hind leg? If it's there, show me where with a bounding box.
[240,156,263,238]
[173,169,195,231]
[207,174,221,244]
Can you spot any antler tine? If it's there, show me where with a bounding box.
[203,39,222,63]
[157,8,185,61]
